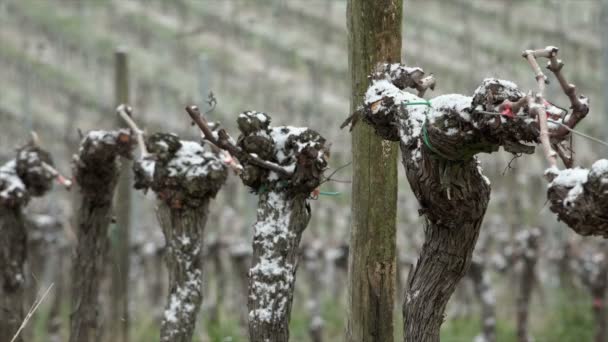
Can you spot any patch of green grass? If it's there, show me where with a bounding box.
[202,310,246,342]
[534,287,594,342]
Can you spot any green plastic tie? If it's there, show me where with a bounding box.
[401,100,451,160]
[319,191,341,196]
[421,119,456,161]
[402,100,431,107]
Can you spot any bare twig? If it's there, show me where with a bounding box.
[29,131,40,147]
[524,46,589,139]
[320,161,352,185]
[116,104,149,158]
[41,162,73,189]
[10,283,54,342]
[530,95,557,168]
[185,105,292,177]
[416,75,436,98]
[523,49,556,168]
[553,142,573,169]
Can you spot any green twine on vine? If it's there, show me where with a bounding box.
[401,100,431,107]
[319,191,340,196]
[402,100,455,161]
[421,120,455,161]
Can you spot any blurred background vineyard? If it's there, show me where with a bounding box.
[1,0,607,341]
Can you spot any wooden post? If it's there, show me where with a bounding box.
[603,0,608,139]
[111,48,131,342]
[346,1,401,341]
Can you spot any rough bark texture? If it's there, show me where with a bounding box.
[0,144,55,342]
[156,202,208,342]
[343,61,592,340]
[69,130,133,342]
[402,151,490,342]
[133,132,228,342]
[227,111,327,341]
[247,191,310,342]
[546,159,608,237]
[468,258,496,342]
[346,0,402,341]
[0,206,26,342]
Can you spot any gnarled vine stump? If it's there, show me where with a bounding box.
[0,143,55,342]
[133,132,228,342]
[232,111,328,342]
[70,130,133,342]
[345,60,586,341]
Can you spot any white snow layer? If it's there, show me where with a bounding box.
[364,78,474,145]
[0,160,25,200]
[547,167,590,207]
[249,191,295,323]
[167,141,224,178]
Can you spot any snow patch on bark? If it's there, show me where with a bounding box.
[547,167,589,207]
[0,160,25,201]
[249,191,295,324]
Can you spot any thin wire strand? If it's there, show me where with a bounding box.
[472,110,608,148]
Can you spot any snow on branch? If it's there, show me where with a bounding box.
[0,138,59,207]
[187,106,329,196]
[72,129,134,198]
[545,160,608,237]
[133,132,229,209]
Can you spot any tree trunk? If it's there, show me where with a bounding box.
[133,132,228,342]
[0,206,26,342]
[248,191,310,342]
[346,0,402,340]
[69,130,133,342]
[70,190,115,342]
[156,201,208,342]
[402,152,490,342]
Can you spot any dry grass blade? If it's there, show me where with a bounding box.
[10,283,54,342]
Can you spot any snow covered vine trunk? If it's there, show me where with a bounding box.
[215,110,328,342]
[468,258,496,342]
[156,201,208,342]
[248,191,310,342]
[133,132,228,342]
[0,143,55,342]
[342,62,586,341]
[70,130,133,342]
